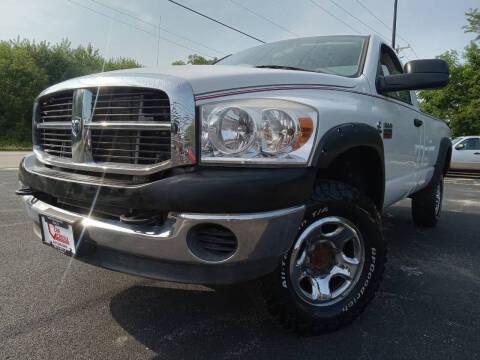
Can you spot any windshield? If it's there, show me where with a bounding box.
[216,35,368,77]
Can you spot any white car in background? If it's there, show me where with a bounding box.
[451,136,480,170]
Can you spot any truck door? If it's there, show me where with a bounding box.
[373,45,422,207]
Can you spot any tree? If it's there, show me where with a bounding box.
[0,43,48,143]
[463,8,480,41]
[10,38,141,87]
[0,38,141,145]
[418,9,480,136]
[172,54,217,65]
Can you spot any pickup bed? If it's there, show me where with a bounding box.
[17,34,451,334]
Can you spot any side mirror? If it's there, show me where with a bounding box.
[377,59,449,93]
[455,143,465,150]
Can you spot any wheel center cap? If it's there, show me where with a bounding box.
[310,244,333,271]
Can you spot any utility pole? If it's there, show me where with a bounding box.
[392,0,398,50]
[156,16,161,66]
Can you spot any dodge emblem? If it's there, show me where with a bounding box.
[72,118,81,137]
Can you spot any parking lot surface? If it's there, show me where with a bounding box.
[0,152,31,170]
[0,165,479,359]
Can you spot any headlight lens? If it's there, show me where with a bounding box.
[262,109,298,154]
[208,107,257,154]
[201,99,318,165]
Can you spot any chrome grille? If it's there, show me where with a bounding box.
[91,129,170,164]
[90,88,170,123]
[39,91,73,122]
[36,87,171,165]
[38,91,74,158]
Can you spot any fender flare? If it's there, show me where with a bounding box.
[312,122,385,209]
[429,137,452,186]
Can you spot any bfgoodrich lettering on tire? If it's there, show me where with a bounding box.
[257,181,386,335]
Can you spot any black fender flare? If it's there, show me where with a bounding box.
[312,122,385,210]
[429,137,452,186]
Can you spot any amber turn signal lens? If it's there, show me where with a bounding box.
[293,117,313,150]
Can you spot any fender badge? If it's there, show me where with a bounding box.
[383,122,393,139]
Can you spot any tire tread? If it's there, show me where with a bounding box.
[254,180,386,335]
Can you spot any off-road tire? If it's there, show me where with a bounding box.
[411,175,443,227]
[255,181,386,335]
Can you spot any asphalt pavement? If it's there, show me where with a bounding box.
[0,152,31,170]
[0,153,479,359]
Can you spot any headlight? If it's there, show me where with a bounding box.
[201,99,317,165]
[208,107,257,154]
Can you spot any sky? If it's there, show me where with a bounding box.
[1,0,478,67]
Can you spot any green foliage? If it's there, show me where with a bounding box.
[0,42,48,143]
[172,54,217,65]
[0,38,141,146]
[463,8,480,41]
[418,9,480,137]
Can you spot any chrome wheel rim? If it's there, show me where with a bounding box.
[434,183,442,216]
[289,216,365,307]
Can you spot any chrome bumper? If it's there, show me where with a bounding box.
[22,195,304,270]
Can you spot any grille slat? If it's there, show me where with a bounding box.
[93,105,169,111]
[42,143,72,149]
[92,113,169,117]
[91,154,166,161]
[93,141,168,146]
[92,148,169,154]
[41,115,72,119]
[42,109,72,114]
[37,87,171,165]
[44,149,73,156]
[93,91,168,97]
[41,133,71,138]
[92,134,169,140]
[92,98,168,104]
[41,102,72,108]
[42,137,72,142]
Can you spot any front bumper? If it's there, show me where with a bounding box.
[22,195,304,284]
[19,154,316,214]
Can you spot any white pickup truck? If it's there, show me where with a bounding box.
[17,34,451,334]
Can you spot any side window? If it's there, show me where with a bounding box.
[378,47,412,104]
[457,138,480,150]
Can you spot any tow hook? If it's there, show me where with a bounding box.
[119,214,157,225]
[15,187,39,196]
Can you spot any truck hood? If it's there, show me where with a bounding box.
[111,65,359,95]
[40,65,361,98]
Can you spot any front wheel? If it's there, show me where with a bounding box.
[257,181,386,335]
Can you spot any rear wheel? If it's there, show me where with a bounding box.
[411,175,443,227]
[257,181,386,335]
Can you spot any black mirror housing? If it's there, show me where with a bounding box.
[404,59,449,74]
[377,59,449,93]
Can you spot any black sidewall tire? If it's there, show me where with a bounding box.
[264,183,385,329]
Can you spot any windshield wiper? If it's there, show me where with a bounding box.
[254,65,313,72]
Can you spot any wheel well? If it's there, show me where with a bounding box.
[318,146,384,210]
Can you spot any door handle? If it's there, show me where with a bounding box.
[474,152,480,155]
[414,118,423,127]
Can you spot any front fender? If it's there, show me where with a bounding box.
[312,122,385,210]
